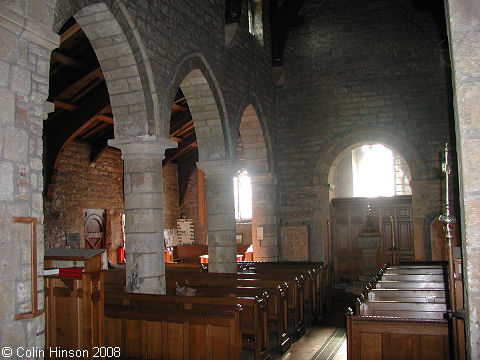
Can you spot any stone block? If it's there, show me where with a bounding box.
[126,233,164,254]
[130,172,163,194]
[0,319,25,350]
[124,192,163,210]
[0,61,9,87]
[0,280,15,321]
[4,126,28,161]
[125,208,162,233]
[207,214,235,232]
[11,65,31,95]
[0,162,14,201]
[0,88,15,124]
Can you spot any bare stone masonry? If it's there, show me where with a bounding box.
[109,135,177,294]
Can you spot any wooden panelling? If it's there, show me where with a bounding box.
[331,196,413,280]
[389,333,413,360]
[360,332,382,360]
[146,321,163,359]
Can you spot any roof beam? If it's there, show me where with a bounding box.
[51,50,86,69]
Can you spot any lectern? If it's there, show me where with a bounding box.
[44,248,104,359]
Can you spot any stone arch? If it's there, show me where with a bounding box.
[235,93,273,174]
[164,53,232,162]
[311,127,431,263]
[327,142,412,200]
[314,128,427,186]
[53,1,158,138]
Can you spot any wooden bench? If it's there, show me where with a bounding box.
[346,308,449,360]
[367,288,446,303]
[104,301,243,360]
[381,273,445,282]
[239,265,320,322]
[239,261,327,320]
[104,290,269,360]
[347,263,450,359]
[105,269,286,357]
[165,273,305,340]
[356,299,447,320]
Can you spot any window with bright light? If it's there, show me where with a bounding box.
[233,169,252,221]
[352,144,395,197]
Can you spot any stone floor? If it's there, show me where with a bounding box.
[276,290,355,360]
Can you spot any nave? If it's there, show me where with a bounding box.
[273,291,353,360]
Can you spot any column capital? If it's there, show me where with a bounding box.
[108,135,177,159]
[196,160,241,177]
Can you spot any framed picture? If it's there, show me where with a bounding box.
[236,234,243,244]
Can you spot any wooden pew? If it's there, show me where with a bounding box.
[104,290,269,360]
[239,265,319,322]
[168,284,290,355]
[239,261,326,320]
[356,298,447,320]
[346,308,449,360]
[105,269,286,358]
[381,273,445,282]
[347,263,450,359]
[375,280,445,290]
[367,288,446,303]
[165,273,305,340]
[104,301,243,360]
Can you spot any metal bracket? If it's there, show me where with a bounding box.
[446,309,466,320]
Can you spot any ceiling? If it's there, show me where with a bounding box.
[44,17,198,201]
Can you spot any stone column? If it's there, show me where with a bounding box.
[251,173,278,261]
[109,135,176,294]
[197,160,237,273]
[445,1,480,356]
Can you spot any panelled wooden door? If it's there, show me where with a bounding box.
[331,196,413,281]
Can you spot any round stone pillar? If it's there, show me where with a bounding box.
[197,160,238,273]
[109,135,177,294]
[251,173,278,261]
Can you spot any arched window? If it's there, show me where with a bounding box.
[247,0,264,45]
[330,143,412,199]
[233,169,252,221]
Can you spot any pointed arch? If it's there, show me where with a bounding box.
[54,1,158,138]
[235,93,273,174]
[164,53,232,162]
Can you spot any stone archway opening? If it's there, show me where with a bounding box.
[329,142,412,201]
[327,142,416,286]
[236,104,276,261]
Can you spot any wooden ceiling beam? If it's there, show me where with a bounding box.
[51,50,86,69]
[60,22,81,43]
[89,128,115,163]
[96,114,114,124]
[44,86,110,198]
[51,68,103,101]
[54,100,78,111]
[164,136,197,164]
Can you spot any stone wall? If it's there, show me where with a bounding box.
[276,0,454,261]
[163,163,181,230]
[0,1,59,353]
[44,142,124,263]
[445,0,480,357]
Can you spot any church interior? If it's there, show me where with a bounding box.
[1,0,479,359]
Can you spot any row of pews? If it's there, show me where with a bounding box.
[103,261,333,360]
[346,263,450,360]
